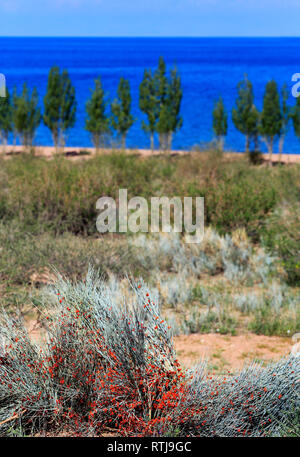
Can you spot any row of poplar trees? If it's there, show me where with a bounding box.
[0,57,182,152]
[212,75,300,161]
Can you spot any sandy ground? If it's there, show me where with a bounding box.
[174,332,293,371]
[1,144,300,163]
[0,145,187,159]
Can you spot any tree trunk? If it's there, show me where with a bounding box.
[165,133,169,152]
[53,131,59,154]
[159,133,167,152]
[150,132,154,152]
[22,134,28,153]
[219,136,224,152]
[268,137,274,165]
[245,134,250,154]
[253,134,259,152]
[278,134,285,164]
[12,131,17,153]
[121,134,126,150]
[59,131,65,155]
[168,132,173,152]
[94,133,100,155]
[0,134,7,154]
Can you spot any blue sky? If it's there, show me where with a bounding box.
[0,0,298,37]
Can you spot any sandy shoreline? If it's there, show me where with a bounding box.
[1,144,300,163]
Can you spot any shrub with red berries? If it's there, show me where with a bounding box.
[0,269,299,436]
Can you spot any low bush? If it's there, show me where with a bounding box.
[187,357,299,437]
[0,222,146,288]
[181,307,237,336]
[248,306,300,337]
[131,229,279,285]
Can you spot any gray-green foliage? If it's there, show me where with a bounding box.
[187,357,299,436]
[130,230,278,285]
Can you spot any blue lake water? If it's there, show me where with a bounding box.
[0,37,299,152]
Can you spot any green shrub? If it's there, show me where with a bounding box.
[1,154,299,238]
[0,222,146,289]
[181,307,237,335]
[204,169,278,238]
[260,203,300,286]
[249,305,300,337]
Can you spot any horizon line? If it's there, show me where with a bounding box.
[0,35,300,39]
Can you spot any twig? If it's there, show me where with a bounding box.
[0,409,27,427]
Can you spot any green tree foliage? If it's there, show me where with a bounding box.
[156,104,172,151]
[155,56,168,109]
[139,69,158,151]
[260,80,282,162]
[85,78,110,153]
[0,88,12,148]
[278,84,291,161]
[12,83,41,150]
[232,76,260,154]
[166,67,183,150]
[43,66,76,151]
[212,96,228,151]
[155,57,183,151]
[247,104,260,151]
[111,77,134,149]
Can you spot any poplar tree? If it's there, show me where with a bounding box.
[166,67,183,150]
[154,57,169,150]
[0,88,12,150]
[232,76,259,153]
[139,69,157,151]
[212,96,228,151]
[156,104,172,151]
[154,57,183,151]
[259,80,282,162]
[111,77,134,149]
[155,56,168,108]
[247,104,260,152]
[44,66,76,152]
[86,78,110,153]
[12,84,41,150]
[278,83,291,161]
